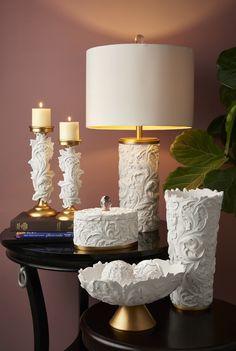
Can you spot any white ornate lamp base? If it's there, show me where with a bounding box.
[119,141,159,232]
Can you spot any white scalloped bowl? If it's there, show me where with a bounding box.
[78,259,185,306]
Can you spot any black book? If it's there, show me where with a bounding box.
[10,212,73,232]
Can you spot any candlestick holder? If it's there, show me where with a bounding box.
[28,126,57,218]
[57,140,83,221]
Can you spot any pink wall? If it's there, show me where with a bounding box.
[0,0,236,350]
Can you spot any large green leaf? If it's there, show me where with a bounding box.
[170,130,227,167]
[217,47,236,89]
[204,167,236,214]
[164,166,210,190]
[219,85,236,108]
[163,130,228,191]
[207,115,227,146]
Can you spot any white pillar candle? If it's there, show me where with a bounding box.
[32,102,51,127]
[59,117,80,141]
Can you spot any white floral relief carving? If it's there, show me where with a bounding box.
[58,147,84,208]
[73,208,138,247]
[165,189,223,309]
[28,133,54,203]
[78,260,185,306]
[119,143,159,232]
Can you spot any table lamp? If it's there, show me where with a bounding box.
[86,35,194,232]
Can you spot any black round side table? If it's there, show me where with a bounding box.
[80,297,236,351]
[0,224,168,351]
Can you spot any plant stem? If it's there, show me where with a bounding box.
[225,103,236,156]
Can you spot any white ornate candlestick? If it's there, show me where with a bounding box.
[57,140,83,221]
[28,126,57,217]
[165,188,223,310]
[119,141,159,232]
[57,117,82,221]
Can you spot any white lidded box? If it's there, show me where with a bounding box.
[73,207,138,250]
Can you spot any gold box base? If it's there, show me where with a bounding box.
[74,241,138,253]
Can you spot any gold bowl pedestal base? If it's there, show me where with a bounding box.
[56,206,76,221]
[28,199,57,218]
[109,305,156,332]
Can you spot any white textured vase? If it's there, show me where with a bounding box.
[165,188,223,310]
[119,143,159,232]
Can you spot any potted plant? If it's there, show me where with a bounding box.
[163,47,236,215]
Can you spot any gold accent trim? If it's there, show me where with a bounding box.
[29,126,54,133]
[74,241,138,252]
[87,126,191,130]
[119,125,160,144]
[59,140,81,146]
[136,125,143,140]
[28,199,57,218]
[173,303,211,312]
[109,305,156,331]
[119,137,159,145]
[56,206,76,221]
[16,222,28,231]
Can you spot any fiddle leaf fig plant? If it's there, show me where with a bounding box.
[163,129,227,189]
[163,47,236,215]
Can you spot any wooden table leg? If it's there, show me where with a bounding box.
[64,281,89,351]
[79,281,89,316]
[18,266,49,351]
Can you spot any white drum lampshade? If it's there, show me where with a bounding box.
[86,40,194,232]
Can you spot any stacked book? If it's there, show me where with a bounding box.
[10,212,73,242]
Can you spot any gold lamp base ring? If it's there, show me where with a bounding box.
[119,137,159,145]
[109,305,156,332]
